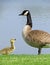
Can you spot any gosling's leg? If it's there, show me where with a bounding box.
[38,48,41,55]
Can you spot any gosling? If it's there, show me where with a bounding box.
[0,38,16,55]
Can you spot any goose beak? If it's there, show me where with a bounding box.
[19,14,22,16]
[19,13,23,16]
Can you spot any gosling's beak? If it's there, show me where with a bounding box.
[14,39,16,40]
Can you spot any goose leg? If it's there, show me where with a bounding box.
[38,48,41,55]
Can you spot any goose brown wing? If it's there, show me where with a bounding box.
[27,30,50,44]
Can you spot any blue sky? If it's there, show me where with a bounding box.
[0,0,50,54]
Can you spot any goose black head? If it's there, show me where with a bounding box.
[19,10,29,16]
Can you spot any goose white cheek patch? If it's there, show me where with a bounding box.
[24,11,28,16]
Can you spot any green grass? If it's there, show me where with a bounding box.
[0,54,50,65]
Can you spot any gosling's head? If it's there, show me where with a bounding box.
[19,10,29,16]
[10,38,16,43]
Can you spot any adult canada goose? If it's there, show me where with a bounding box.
[19,10,50,55]
[0,38,16,55]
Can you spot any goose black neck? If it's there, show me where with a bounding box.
[26,12,32,28]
